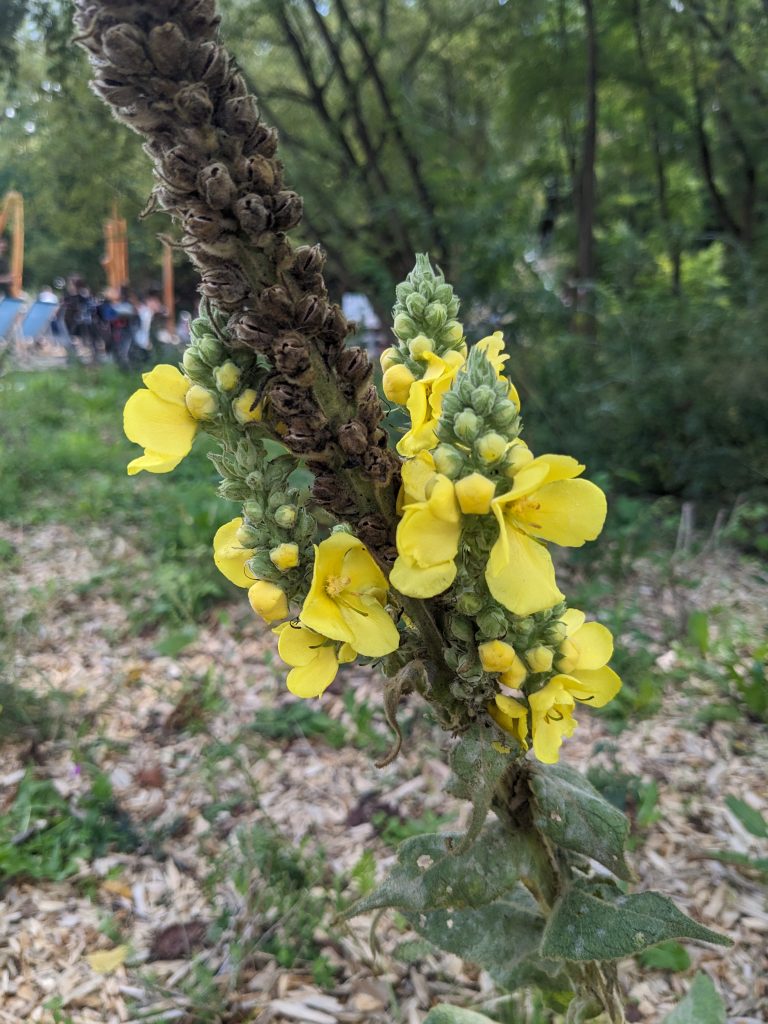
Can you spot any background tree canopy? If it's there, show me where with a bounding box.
[1,0,767,499]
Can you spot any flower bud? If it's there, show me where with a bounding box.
[454,472,496,515]
[215,361,241,392]
[380,347,399,373]
[556,638,579,674]
[395,281,415,303]
[424,302,447,333]
[546,620,568,645]
[492,398,519,430]
[499,656,528,689]
[382,363,416,405]
[182,347,209,381]
[236,523,260,547]
[526,645,554,673]
[185,384,217,420]
[393,312,417,340]
[476,607,508,639]
[405,292,428,318]
[476,432,508,464]
[197,335,222,365]
[503,442,534,477]
[269,542,300,571]
[233,388,262,424]
[453,409,481,442]
[274,504,298,529]
[471,385,497,416]
[456,591,484,615]
[432,444,465,480]
[267,491,290,510]
[439,320,463,345]
[248,581,289,623]
[449,615,475,642]
[409,334,434,361]
[479,640,518,673]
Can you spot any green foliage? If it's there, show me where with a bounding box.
[249,701,347,748]
[661,972,726,1024]
[0,769,140,884]
[529,763,632,881]
[0,681,74,745]
[371,808,457,847]
[447,726,510,853]
[540,887,730,961]
[725,795,768,839]
[638,940,691,973]
[424,1007,496,1024]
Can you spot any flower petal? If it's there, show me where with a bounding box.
[123,388,197,460]
[127,450,185,476]
[486,523,564,616]
[529,453,585,485]
[400,451,437,505]
[142,364,190,405]
[561,608,586,634]
[213,518,254,588]
[572,621,614,669]
[516,478,607,547]
[286,648,339,698]
[276,622,328,667]
[390,553,457,598]
[566,666,622,707]
[339,595,400,657]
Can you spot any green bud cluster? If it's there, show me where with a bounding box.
[383,254,466,379]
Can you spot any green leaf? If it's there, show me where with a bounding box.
[661,972,726,1023]
[725,795,768,838]
[423,1007,496,1024]
[447,726,510,853]
[687,611,709,654]
[540,887,731,961]
[343,822,546,918]
[154,625,199,656]
[638,940,691,972]
[530,763,632,880]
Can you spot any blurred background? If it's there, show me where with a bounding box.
[0,3,766,1023]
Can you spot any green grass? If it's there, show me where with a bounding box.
[0,365,237,628]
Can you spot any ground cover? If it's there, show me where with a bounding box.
[0,367,766,1024]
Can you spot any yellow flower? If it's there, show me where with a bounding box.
[383,363,416,405]
[454,472,496,514]
[526,645,554,673]
[555,609,621,696]
[213,517,255,587]
[390,459,461,599]
[485,454,607,616]
[479,640,518,673]
[476,432,508,464]
[409,334,434,360]
[529,661,620,762]
[233,389,262,424]
[301,533,400,657]
[274,622,355,698]
[476,332,520,409]
[214,361,241,391]
[499,655,528,689]
[249,581,289,623]
[123,365,199,475]
[489,693,529,749]
[397,350,465,456]
[380,346,398,373]
[270,542,299,571]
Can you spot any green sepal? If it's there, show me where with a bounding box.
[540,886,732,962]
[529,763,633,881]
[342,822,543,918]
[447,725,510,853]
[660,972,726,1024]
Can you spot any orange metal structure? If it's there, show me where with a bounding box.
[0,191,24,297]
[103,201,129,291]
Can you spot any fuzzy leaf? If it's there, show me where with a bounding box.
[343,822,545,918]
[541,887,731,961]
[423,1007,496,1024]
[661,972,726,1023]
[530,763,632,880]
[447,727,510,853]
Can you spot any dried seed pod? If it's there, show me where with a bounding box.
[185,0,221,37]
[235,154,276,192]
[291,244,326,278]
[147,22,190,77]
[219,96,259,135]
[199,162,237,210]
[358,383,385,431]
[174,83,214,126]
[269,190,303,232]
[102,23,153,74]
[123,102,174,134]
[92,75,141,106]
[322,303,351,342]
[161,146,201,190]
[234,194,270,236]
[199,263,250,307]
[258,285,293,324]
[336,346,372,388]
[182,203,228,243]
[267,381,317,420]
[190,42,231,92]
[229,312,273,351]
[222,73,248,101]
[273,333,311,378]
[294,294,327,332]
[362,447,397,486]
[338,420,369,456]
[242,123,279,158]
[283,427,331,456]
[357,513,392,551]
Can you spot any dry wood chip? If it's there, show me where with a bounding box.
[269,999,338,1023]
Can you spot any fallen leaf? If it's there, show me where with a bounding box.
[85,945,129,974]
[148,919,208,960]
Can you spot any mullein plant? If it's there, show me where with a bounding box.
[76,2,729,1020]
